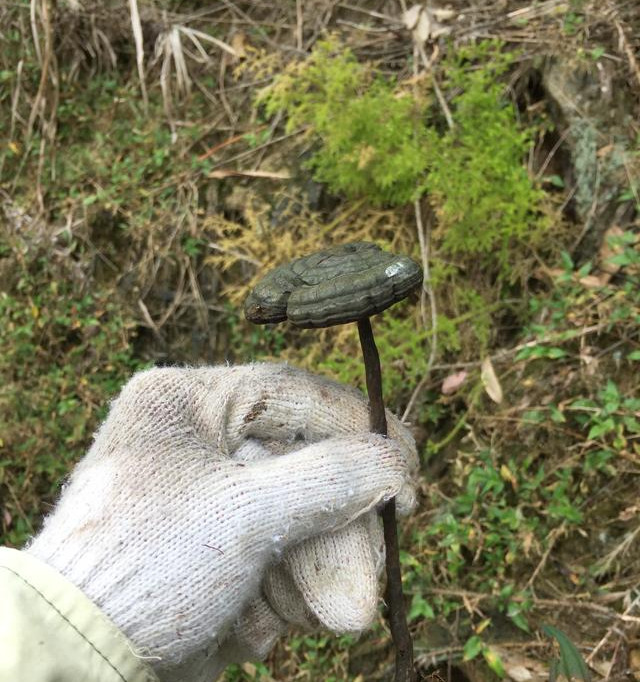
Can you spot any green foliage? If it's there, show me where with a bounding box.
[402,224,640,665]
[542,625,591,682]
[223,662,272,681]
[286,632,355,679]
[3,71,211,233]
[562,2,586,36]
[426,42,548,272]
[463,636,506,678]
[258,38,430,205]
[425,449,584,583]
[261,38,547,278]
[226,307,288,361]
[0,260,141,546]
[523,230,640,347]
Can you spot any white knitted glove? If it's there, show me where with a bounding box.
[27,363,417,681]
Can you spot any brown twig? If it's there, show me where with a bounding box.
[587,591,640,664]
[525,523,567,591]
[197,125,268,161]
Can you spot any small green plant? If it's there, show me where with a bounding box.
[463,635,506,678]
[0,263,141,547]
[542,625,591,682]
[563,9,585,36]
[223,662,273,681]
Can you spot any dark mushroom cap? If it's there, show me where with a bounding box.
[244,242,423,329]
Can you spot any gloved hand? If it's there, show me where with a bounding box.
[27,363,417,681]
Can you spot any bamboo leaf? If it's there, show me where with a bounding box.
[542,624,591,681]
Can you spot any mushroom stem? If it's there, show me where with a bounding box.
[357,317,415,682]
[357,317,387,435]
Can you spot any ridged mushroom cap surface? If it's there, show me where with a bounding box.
[244,242,423,328]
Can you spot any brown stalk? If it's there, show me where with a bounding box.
[358,317,415,682]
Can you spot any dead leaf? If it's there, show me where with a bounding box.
[491,645,548,682]
[433,7,456,21]
[357,145,376,169]
[442,370,467,395]
[2,509,11,527]
[619,503,640,521]
[209,169,291,180]
[402,4,422,31]
[579,274,606,288]
[507,665,534,682]
[414,7,435,42]
[500,464,518,490]
[597,143,615,158]
[402,4,451,43]
[547,267,565,279]
[481,357,503,404]
[590,658,614,678]
[231,31,247,59]
[522,531,534,557]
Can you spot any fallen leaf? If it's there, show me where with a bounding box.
[414,7,434,42]
[481,357,503,403]
[357,145,376,169]
[619,503,640,521]
[2,509,11,527]
[402,4,451,43]
[507,664,534,681]
[597,143,614,158]
[433,7,456,21]
[590,658,613,678]
[402,4,422,31]
[492,645,549,682]
[231,31,247,59]
[441,370,467,395]
[500,464,518,489]
[579,274,606,288]
[547,267,566,279]
[522,531,534,557]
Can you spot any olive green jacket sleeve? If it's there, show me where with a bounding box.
[0,547,159,682]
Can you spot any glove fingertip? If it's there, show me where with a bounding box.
[264,563,319,630]
[395,483,417,517]
[231,595,287,661]
[288,519,378,633]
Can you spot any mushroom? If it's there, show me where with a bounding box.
[245,241,421,682]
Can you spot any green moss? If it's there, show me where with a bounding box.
[426,42,548,274]
[258,38,430,206]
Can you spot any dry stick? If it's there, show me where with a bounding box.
[358,317,415,682]
[586,591,640,665]
[26,0,51,142]
[128,0,148,114]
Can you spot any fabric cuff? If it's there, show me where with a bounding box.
[0,546,158,682]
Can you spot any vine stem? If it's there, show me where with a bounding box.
[357,317,415,682]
